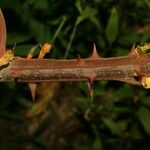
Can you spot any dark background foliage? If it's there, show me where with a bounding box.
[0,0,150,149]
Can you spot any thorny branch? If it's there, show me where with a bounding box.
[1,46,150,86]
[0,8,150,92]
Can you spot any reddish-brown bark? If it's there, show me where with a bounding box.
[0,9,6,57]
[0,53,149,87]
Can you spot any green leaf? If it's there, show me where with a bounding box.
[138,106,150,135]
[144,0,150,9]
[75,0,83,13]
[114,85,134,99]
[74,96,91,111]
[118,32,139,46]
[92,137,103,150]
[89,17,101,29]
[0,111,25,122]
[24,0,36,5]
[34,0,49,10]
[102,118,127,135]
[141,96,150,107]
[15,44,39,57]
[25,0,49,10]
[28,19,52,43]
[7,32,32,45]
[74,145,88,150]
[91,125,103,150]
[75,6,97,26]
[65,6,100,58]
[105,7,119,45]
[130,123,142,140]
[141,28,150,43]
[52,16,67,42]
[16,97,32,108]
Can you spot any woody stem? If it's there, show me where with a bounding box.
[0,54,150,86]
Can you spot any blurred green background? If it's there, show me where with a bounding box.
[0,0,150,150]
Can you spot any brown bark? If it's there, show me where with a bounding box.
[0,9,6,57]
[0,52,150,88]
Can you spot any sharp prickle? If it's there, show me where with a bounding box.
[86,73,96,101]
[128,43,137,56]
[28,83,37,102]
[75,54,85,66]
[90,43,100,59]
